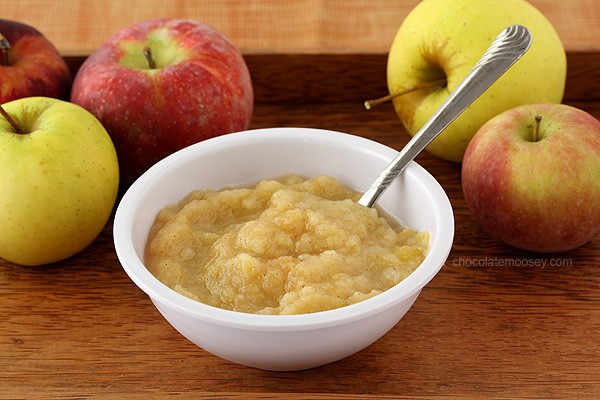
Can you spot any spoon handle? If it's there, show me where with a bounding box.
[358,24,532,208]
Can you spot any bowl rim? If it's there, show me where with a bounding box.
[113,127,454,332]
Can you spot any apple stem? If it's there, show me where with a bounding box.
[532,115,542,142]
[0,33,10,66]
[142,46,156,69]
[364,78,447,110]
[0,104,25,134]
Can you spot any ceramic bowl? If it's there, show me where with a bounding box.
[113,127,454,371]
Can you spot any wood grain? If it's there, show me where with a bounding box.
[2,52,600,398]
[1,0,599,55]
[64,51,600,105]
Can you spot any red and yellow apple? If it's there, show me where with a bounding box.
[385,0,567,162]
[0,97,119,266]
[461,103,600,253]
[71,18,254,187]
[0,19,72,103]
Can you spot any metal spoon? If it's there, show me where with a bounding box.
[358,24,532,208]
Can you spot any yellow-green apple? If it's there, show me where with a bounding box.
[0,19,72,103]
[0,97,119,266]
[385,0,566,162]
[70,18,253,187]
[461,103,600,253]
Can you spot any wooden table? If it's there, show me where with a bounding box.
[2,53,599,399]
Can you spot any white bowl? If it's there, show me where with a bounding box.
[113,127,454,371]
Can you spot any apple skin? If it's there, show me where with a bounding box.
[0,19,72,103]
[461,103,600,253]
[0,97,119,266]
[71,18,253,187]
[387,0,566,162]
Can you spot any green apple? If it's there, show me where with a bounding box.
[0,97,119,266]
[386,0,566,162]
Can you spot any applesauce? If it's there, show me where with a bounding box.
[145,175,428,315]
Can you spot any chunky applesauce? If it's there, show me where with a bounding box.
[145,175,428,315]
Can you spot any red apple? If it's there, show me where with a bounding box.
[71,18,253,186]
[462,103,600,253]
[0,19,72,103]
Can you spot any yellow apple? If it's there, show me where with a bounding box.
[386,0,566,162]
[0,97,119,266]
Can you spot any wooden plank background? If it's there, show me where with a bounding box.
[1,0,599,56]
